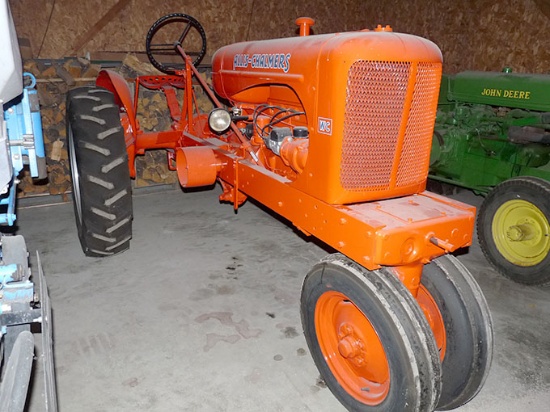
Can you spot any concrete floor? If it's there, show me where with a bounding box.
[16,186,550,411]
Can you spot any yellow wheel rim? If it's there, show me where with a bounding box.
[492,199,550,266]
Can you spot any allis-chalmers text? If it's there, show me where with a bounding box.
[233,53,291,73]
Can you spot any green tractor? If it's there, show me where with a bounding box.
[429,70,550,286]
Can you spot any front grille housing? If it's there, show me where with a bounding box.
[340,61,442,196]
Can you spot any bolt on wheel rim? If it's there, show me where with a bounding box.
[315,291,390,405]
[492,199,550,266]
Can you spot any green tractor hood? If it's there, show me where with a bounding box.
[442,71,550,111]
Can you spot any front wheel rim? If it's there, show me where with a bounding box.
[315,291,390,405]
[417,285,446,361]
[492,199,550,266]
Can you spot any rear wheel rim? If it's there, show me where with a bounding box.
[67,125,83,226]
[315,291,390,405]
[492,199,550,266]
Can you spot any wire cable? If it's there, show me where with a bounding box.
[37,0,57,58]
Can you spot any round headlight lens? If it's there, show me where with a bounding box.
[208,108,232,133]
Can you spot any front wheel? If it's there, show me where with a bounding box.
[301,254,441,411]
[66,86,133,257]
[478,176,550,285]
[417,255,493,410]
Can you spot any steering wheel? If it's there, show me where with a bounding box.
[145,13,207,74]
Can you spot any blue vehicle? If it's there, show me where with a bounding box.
[0,1,57,410]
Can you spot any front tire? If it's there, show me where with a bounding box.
[478,176,550,285]
[418,255,493,410]
[66,86,132,257]
[301,254,441,411]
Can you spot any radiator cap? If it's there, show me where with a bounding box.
[374,24,393,32]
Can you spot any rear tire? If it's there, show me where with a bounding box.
[478,176,550,285]
[66,86,132,257]
[301,254,441,411]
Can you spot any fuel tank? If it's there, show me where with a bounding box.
[212,25,443,205]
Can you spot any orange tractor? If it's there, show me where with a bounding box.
[66,15,492,411]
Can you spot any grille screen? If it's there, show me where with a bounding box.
[341,60,440,192]
[396,62,442,187]
[341,61,410,191]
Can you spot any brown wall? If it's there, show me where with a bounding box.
[10,0,550,74]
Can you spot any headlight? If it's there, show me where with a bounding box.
[208,108,232,133]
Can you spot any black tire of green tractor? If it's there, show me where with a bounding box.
[301,254,441,412]
[478,176,550,286]
[421,255,493,411]
[66,86,132,257]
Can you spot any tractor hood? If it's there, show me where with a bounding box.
[444,71,550,111]
[211,28,442,105]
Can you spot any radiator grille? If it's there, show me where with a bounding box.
[341,61,410,191]
[396,62,442,187]
[340,60,440,192]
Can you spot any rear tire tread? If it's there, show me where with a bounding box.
[66,86,133,257]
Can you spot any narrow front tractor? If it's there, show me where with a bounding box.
[66,15,493,411]
[430,70,550,285]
